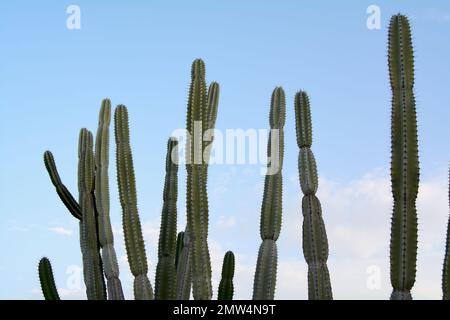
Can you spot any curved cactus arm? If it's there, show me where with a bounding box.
[176,227,192,300]
[114,105,153,300]
[443,167,450,300]
[155,138,179,300]
[218,251,235,300]
[95,99,124,300]
[295,90,333,300]
[43,151,82,220]
[253,87,285,300]
[38,257,60,300]
[78,128,107,300]
[388,14,419,300]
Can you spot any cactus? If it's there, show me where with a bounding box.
[443,167,450,300]
[175,231,185,270]
[218,251,235,300]
[253,87,285,300]
[43,151,81,220]
[388,14,419,300]
[176,227,192,300]
[114,105,153,300]
[94,99,124,300]
[155,138,179,300]
[38,257,60,300]
[78,128,107,300]
[185,59,220,300]
[294,91,332,300]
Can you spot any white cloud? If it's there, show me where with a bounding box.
[216,215,236,230]
[48,227,73,236]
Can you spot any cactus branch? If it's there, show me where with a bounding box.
[38,257,60,300]
[218,251,235,300]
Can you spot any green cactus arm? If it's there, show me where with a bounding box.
[114,105,153,300]
[43,151,82,220]
[388,14,419,300]
[443,167,450,300]
[38,257,60,300]
[295,91,333,300]
[155,138,179,300]
[206,82,220,130]
[78,128,107,300]
[176,227,192,300]
[253,240,278,300]
[94,99,124,300]
[218,251,235,300]
[175,231,185,270]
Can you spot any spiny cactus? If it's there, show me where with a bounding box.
[78,128,107,300]
[388,14,419,300]
[114,105,153,300]
[43,151,81,220]
[218,251,235,300]
[95,99,124,300]
[175,231,185,270]
[155,138,179,300]
[176,227,192,300]
[443,167,450,300]
[294,91,332,300]
[185,59,220,300]
[253,87,285,300]
[38,257,60,300]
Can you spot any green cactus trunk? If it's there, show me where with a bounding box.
[176,227,192,300]
[38,257,60,300]
[294,91,332,300]
[185,59,220,300]
[155,138,179,300]
[114,105,153,300]
[253,87,285,300]
[94,99,124,300]
[388,14,419,300]
[218,251,235,300]
[442,168,450,300]
[78,128,107,300]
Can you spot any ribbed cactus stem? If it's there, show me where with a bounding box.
[176,227,192,300]
[186,59,218,300]
[175,231,185,270]
[295,91,332,300]
[218,251,235,300]
[43,151,81,220]
[442,167,450,300]
[95,99,124,300]
[38,257,60,300]
[388,14,419,300]
[253,87,285,300]
[155,138,179,300]
[78,128,106,300]
[114,105,153,300]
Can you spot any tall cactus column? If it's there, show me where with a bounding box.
[294,91,332,300]
[115,105,154,300]
[253,87,285,300]
[388,14,419,300]
[95,99,124,300]
[155,138,179,300]
[185,59,219,300]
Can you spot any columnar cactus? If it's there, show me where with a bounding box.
[176,228,192,300]
[294,91,332,300]
[155,138,179,300]
[94,99,124,300]
[78,128,107,300]
[185,59,220,300]
[114,105,153,300]
[388,14,419,300]
[218,251,235,300]
[443,168,450,300]
[253,87,285,300]
[38,257,60,300]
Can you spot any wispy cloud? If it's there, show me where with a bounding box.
[48,227,73,236]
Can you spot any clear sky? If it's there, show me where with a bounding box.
[0,0,449,299]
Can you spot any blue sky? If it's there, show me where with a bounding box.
[0,0,449,299]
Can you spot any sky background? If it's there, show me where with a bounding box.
[1,0,449,299]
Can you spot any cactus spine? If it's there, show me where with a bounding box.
[38,257,60,300]
[388,14,419,300]
[78,128,107,300]
[155,138,179,300]
[114,105,153,300]
[443,167,450,300]
[43,151,81,220]
[294,91,332,300]
[185,59,219,300]
[94,99,124,300]
[253,87,285,300]
[218,251,235,300]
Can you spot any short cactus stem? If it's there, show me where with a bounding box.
[38,257,60,300]
[442,167,450,300]
[218,251,235,300]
